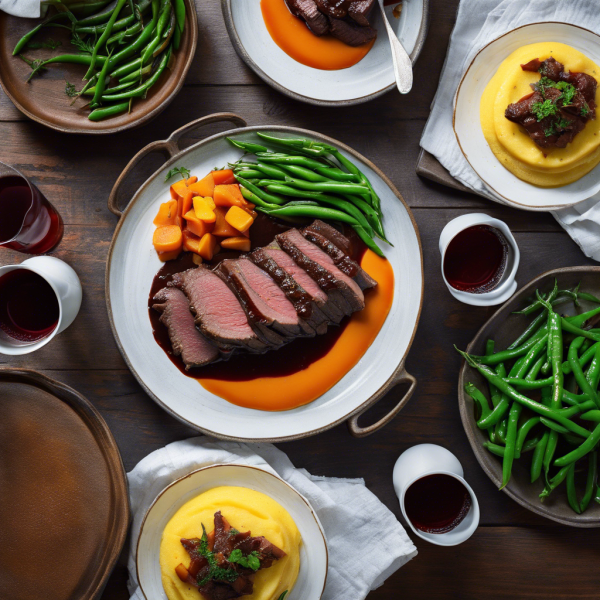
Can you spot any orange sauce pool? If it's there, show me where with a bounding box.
[199,250,394,411]
[261,0,375,70]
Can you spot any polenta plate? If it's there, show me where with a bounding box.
[454,22,600,211]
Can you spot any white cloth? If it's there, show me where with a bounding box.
[126,437,417,600]
[420,0,600,261]
[0,0,40,18]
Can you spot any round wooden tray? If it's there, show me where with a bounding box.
[0,368,130,598]
[458,267,600,527]
[0,0,197,134]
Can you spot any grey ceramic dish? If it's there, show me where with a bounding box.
[458,267,600,527]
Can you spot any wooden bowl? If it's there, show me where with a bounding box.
[0,0,197,134]
[0,368,130,598]
[458,266,600,527]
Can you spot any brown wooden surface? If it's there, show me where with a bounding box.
[1,1,598,598]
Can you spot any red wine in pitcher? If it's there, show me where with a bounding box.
[0,270,59,342]
[443,225,508,293]
[0,176,63,254]
[404,474,472,534]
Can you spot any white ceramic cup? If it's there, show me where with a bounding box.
[0,256,82,355]
[439,213,520,307]
[393,444,480,546]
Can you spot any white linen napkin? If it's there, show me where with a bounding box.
[0,0,40,18]
[126,437,417,600]
[420,0,600,261]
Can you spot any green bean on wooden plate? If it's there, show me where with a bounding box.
[13,0,184,121]
[227,134,388,257]
[457,281,600,514]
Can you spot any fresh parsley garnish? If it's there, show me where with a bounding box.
[164,166,191,182]
[531,99,559,121]
[65,81,78,97]
[228,549,261,571]
[555,81,577,104]
[196,524,239,587]
[229,528,240,537]
[581,103,590,118]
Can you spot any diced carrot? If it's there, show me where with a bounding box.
[188,174,215,198]
[221,236,251,252]
[213,184,247,208]
[184,211,214,238]
[175,564,190,582]
[180,189,194,217]
[212,206,242,237]
[239,205,258,219]
[197,196,216,210]
[170,178,189,201]
[153,200,179,226]
[153,225,182,253]
[186,176,197,185]
[212,169,236,185]
[198,233,219,260]
[192,253,203,265]
[225,205,254,233]
[190,199,216,223]
[157,248,182,262]
[182,229,201,253]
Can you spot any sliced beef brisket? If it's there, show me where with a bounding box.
[170,265,267,352]
[327,15,377,46]
[284,0,329,35]
[152,287,219,369]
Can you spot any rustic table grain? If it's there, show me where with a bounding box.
[1,1,599,599]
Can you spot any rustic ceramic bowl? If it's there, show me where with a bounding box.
[458,266,600,527]
[454,22,600,210]
[221,0,429,106]
[0,0,197,134]
[106,113,423,441]
[136,464,328,600]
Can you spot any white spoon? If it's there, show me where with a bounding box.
[377,0,413,94]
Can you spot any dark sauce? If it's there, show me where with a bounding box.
[443,225,508,293]
[0,270,59,342]
[404,474,472,534]
[148,214,367,381]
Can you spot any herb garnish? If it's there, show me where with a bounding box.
[65,81,78,97]
[277,592,289,600]
[228,549,261,571]
[70,31,95,54]
[196,524,239,587]
[164,166,191,182]
[531,99,559,121]
[26,38,61,50]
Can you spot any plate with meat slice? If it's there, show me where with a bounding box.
[454,22,600,210]
[106,114,423,441]
[221,0,428,105]
[136,464,327,600]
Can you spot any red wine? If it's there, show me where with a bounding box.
[443,225,508,293]
[0,270,59,342]
[0,176,63,255]
[404,474,472,534]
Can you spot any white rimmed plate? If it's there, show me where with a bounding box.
[222,0,429,106]
[106,118,423,441]
[136,464,328,600]
[454,22,600,211]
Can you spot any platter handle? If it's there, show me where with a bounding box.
[347,366,417,438]
[107,113,247,217]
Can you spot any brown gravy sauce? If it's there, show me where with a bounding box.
[148,215,367,382]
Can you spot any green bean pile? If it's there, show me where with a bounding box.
[14,0,185,121]
[226,133,389,257]
[457,281,600,514]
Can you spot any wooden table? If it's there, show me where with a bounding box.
[1,1,599,598]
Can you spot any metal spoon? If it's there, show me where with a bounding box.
[377,0,413,94]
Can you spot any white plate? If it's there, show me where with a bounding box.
[222,0,428,106]
[454,22,600,211]
[106,120,423,441]
[136,464,328,600]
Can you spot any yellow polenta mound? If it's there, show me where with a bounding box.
[480,42,600,187]
[160,486,301,600]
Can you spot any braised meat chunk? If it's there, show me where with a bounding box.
[505,57,596,149]
[175,511,286,600]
